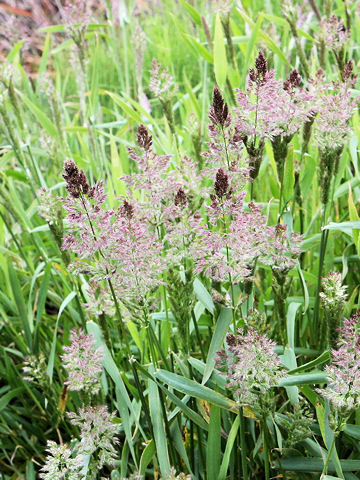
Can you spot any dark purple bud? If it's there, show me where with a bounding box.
[255,50,267,77]
[226,333,237,346]
[120,200,134,219]
[174,187,188,208]
[209,87,230,127]
[62,159,90,198]
[275,223,287,240]
[137,124,152,151]
[283,69,301,91]
[342,60,357,83]
[214,168,230,199]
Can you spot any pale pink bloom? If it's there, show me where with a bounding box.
[68,405,119,468]
[61,328,103,394]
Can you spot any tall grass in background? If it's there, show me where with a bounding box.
[1,1,360,479]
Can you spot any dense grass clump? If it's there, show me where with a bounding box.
[2,1,360,479]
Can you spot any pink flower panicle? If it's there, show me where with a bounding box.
[61,159,166,312]
[40,441,83,480]
[235,61,312,141]
[195,198,272,283]
[62,159,90,198]
[310,77,359,150]
[216,328,286,412]
[124,124,176,222]
[318,313,360,423]
[149,58,177,102]
[262,223,303,275]
[321,15,350,50]
[68,405,119,469]
[203,87,249,190]
[61,328,103,394]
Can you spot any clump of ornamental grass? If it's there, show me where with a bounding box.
[320,272,347,348]
[61,158,165,327]
[317,313,360,434]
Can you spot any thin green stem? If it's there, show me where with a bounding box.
[262,415,270,480]
[239,408,249,480]
[321,435,336,477]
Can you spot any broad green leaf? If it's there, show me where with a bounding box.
[287,302,301,350]
[155,369,236,410]
[218,414,240,480]
[194,278,215,313]
[283,146,295,204]
[17,92,57,137]
[183,34,213,64]
[47,291,77,382]
[213,13,227,88]
[202,308,232,385]
[140,441,156,476]
[323,221,360,237]
[179,0,202,26]
[0,387,24,411]
[288,351,330,374]
[148,371,171,477]
[279,372,328,387]
[273,458,360,472]
[101,90,142,123]
[206,405,221,480]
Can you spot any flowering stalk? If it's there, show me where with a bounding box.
[217,328,287,477]
[149,59,178,148]
[320,272,347,348]
[62,160,129,354]
[311,73,358,337]
[282,2,310,78]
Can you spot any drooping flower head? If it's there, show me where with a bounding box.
[61,328,103,394]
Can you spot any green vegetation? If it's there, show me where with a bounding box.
[1,1,360,479]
